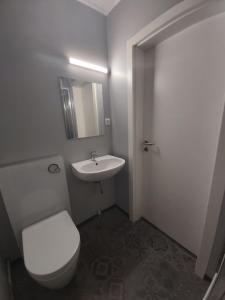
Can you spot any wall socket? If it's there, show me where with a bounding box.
[105,118,111,126]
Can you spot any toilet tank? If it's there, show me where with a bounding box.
[0,155,71,251]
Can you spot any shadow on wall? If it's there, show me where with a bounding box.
[207,191,225,278]
[0,258,10,300]
[0,192,19,260]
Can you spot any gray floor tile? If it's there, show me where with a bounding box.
[11,207,209,300]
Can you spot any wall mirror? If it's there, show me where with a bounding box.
[59,77,105,139]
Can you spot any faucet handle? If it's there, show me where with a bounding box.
[90,151,97,161]
[90,151,97,156]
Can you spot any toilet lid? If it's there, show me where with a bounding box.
[22,211,80,276]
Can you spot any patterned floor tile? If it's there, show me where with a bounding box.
[11,207,209,300]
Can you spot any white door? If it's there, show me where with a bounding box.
[140,12,225,255]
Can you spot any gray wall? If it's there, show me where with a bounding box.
[0,0,114,257]
[107,0,182,212]
[0,258,10,300]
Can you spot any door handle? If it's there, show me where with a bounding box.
[143,140,155,152]
[143,140,155,146]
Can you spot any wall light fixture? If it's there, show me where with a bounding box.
[69,57,108,74]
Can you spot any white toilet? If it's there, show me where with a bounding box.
[22,211,80,289]
[0,155,80,290]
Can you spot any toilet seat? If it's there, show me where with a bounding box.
[22,211,80,278]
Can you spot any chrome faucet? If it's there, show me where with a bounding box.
[90,151,97,162]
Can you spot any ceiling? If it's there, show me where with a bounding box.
[77,0,121,15]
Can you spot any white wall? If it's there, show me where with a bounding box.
[143,12,225,254]
[0,0,114,258]
[107,0,182,212]
[0,258,10,300]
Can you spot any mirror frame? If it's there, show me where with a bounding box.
[59,77,76,139]
[59,77,105,139]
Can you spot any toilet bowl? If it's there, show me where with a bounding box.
[22,210,80,289]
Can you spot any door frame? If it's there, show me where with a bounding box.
[127,0,225,277]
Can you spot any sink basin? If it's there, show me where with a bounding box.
[71,155,125,182]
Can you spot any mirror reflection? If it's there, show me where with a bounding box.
[59,77,105,139]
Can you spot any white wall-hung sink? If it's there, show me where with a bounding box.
[71,155,125,182]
